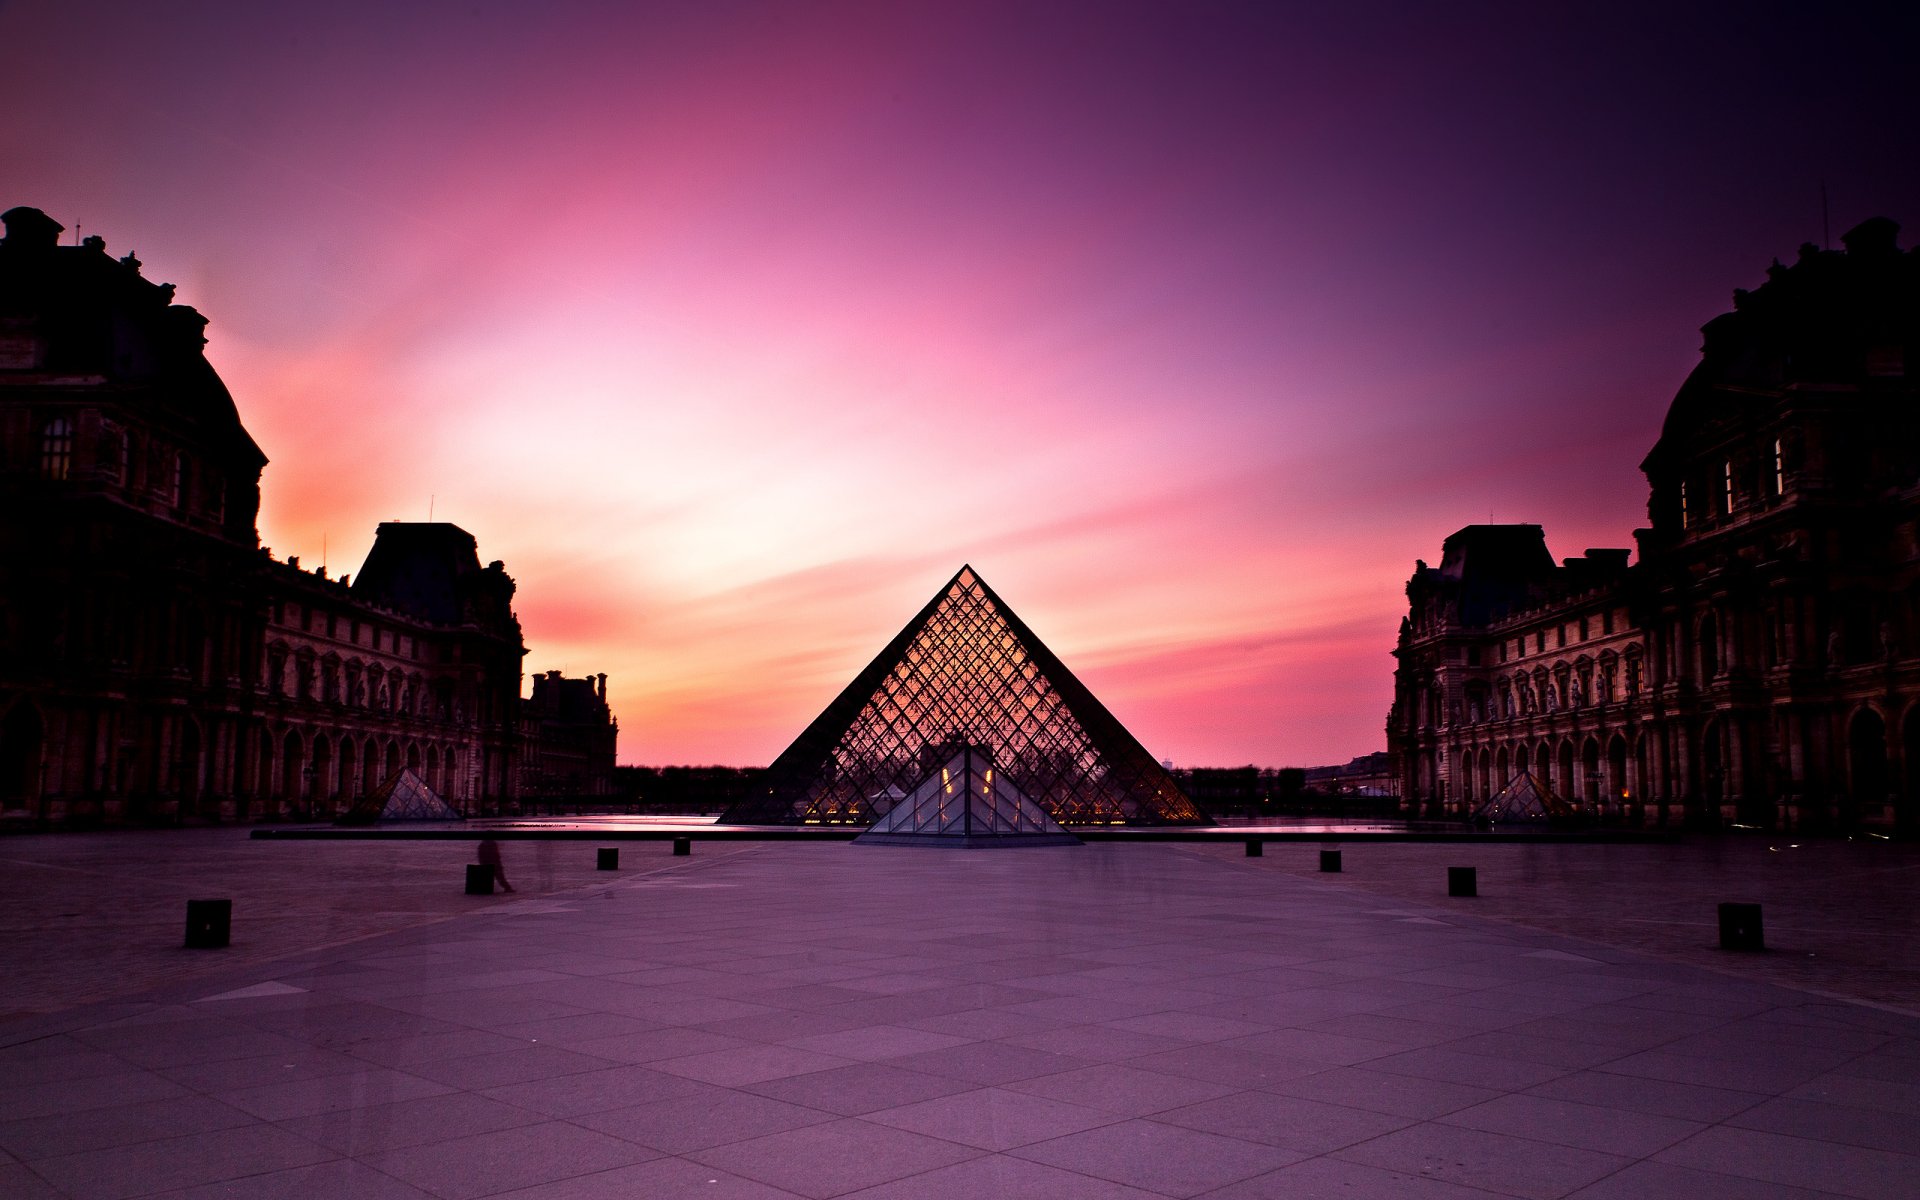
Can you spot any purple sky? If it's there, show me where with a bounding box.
[6,1,1916,765]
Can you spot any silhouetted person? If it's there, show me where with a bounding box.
[477,837,515,892]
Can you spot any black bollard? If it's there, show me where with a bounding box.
[1447,866,1477,897]
[673,836,692,856]
[1245,839,1263,857]
[184,899,231,949]
[597,847,619,871]
[1718,902,1764,951]
[1320,849,1342,873]
[465,863,494,895]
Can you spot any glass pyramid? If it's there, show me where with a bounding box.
[335,767,462,824]
[856,744,1080,846]
[720,565,1206,827]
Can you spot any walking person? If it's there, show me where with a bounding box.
[476,836,515,893]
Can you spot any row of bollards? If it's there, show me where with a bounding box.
[1242,840,1768,952]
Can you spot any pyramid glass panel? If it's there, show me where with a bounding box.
[858,745,1079,846]
[720,566,1206,826]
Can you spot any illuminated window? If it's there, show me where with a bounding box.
[1773,438,1784,495]
[39,418,73,479]
[1680,481,1690,529]
[1723,461,1735,514]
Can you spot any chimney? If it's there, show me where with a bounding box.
[1,207,64,251]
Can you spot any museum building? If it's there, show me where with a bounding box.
[0,206,613,823]
[1389,218,1919,833]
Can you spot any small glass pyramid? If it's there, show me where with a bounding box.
[857,744,1080,847]
[335,767,462,824]
[720,565,1205,827]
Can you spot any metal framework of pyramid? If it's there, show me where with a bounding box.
[335,767,462,825]
[857,745,1081,847]
[719,565,1205,827]
[1472,771,1574,825]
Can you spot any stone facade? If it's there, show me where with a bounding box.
[0,205,581,823]
[518,670,618,799]
[1390,218,1919,834]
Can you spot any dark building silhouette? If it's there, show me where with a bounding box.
[1390,219,1919,834]
[0,206,609,823]
[519,670,618,799]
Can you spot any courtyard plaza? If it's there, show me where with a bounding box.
[0,831,1916,1199]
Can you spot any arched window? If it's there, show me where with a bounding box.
[40,418,73,479]
[1723,461,1736,515]
[1772,438,1785,496]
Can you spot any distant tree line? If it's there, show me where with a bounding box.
[612,765,764,814]
[1173,766,1398,819]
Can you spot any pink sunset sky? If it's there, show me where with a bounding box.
[6,2,1916,766]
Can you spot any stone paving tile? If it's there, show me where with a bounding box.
[1333,1121,1634,1199]
[276,1090,547,1155]
[0,1094,257,1161]
[1594,1047,1838,1094]
[151,1048,377,1094]
[1522,1068,1770,1122]
[572,1087,834,1154]
[489,1155,809,1199]
[1722,1095,1917,1154]
[387,1043,617,1090]
[779,1024,975,1061]
[1435,1091,1706,1156]
[0,1069,193,1122]
[1125,1042,1327,1091]
[741,1061,976,1116]
[896,1008,1067,1040]
[357,1120,661,1200]
[0,1162,67,1199]
[1001,1062,1242,1116]
[341,1026,535,1067]
[1202,1155,1529,1199]
[1564,1160,1857,1199]
[1654,1125,1920,1200]
[837,1152,1167,1199]
[1009,1117,1302,1197]
[479,1062,714,1118]
[877,1040,1092,1086]
[652,1043,860,1087]
[1258,1064,1503,1119]
[687,1117,981,1198]
[490,1011,663,1044]
[860,1086,1121,1150]
[1151,1088,1414,1153]
[211,1066,453,1121]
[1784,1072,1920,1114]
[1361,1044,1575,1091]
[29,1123,337,1200]
[993,1022,1191,1062]
[1214,1026,1408,1066]
[129,1160,440,1200]
[0,1042,131,1085]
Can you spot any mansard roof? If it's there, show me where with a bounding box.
[352,521,521,636]
[1647,216,1916,466]
[0,205,264,470]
